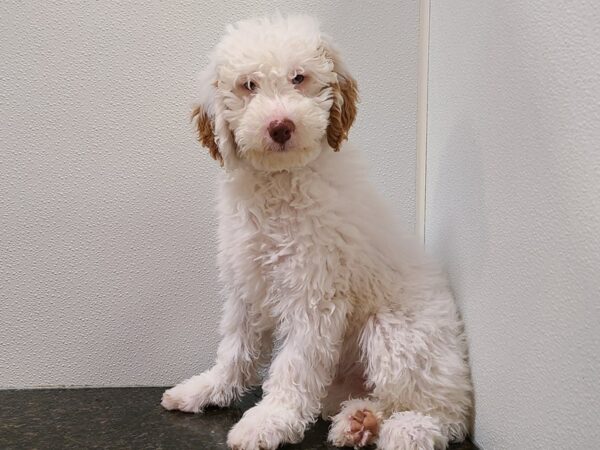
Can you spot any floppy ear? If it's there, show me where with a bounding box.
[192,62,239,170]
[323,39,359,151]
[192,105,222,165]
[327,75,358,151]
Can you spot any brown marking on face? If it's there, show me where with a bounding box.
[192,106,223,165]
[326,75,358,151]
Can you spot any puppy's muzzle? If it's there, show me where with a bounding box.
[268,119,295,145]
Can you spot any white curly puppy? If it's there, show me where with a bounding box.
[162,14,472,450]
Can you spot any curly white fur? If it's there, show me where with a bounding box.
[162,14,472,450]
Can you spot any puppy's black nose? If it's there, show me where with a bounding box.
[268,119,295,144]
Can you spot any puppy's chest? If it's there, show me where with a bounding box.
[251,179,321,241]
[231,171,339,265]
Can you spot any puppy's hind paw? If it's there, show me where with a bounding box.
[349,408,380,446]
[328,399,381,448]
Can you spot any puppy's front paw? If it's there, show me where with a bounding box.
[227,404,304,450]
[161,372,233,413]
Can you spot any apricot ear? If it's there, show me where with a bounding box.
[192,106,223,165]
[326,75,358,151]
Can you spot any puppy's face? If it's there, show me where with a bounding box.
[221,52,335,172]
[194,16,358,172]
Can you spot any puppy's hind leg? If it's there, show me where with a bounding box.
[359,311,472,449]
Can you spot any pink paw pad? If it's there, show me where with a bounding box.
[348,408,379,447]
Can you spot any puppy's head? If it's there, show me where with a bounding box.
[194,15,358,171]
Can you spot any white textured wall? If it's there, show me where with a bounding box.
[0,1,417,387]
[426,1,600,449]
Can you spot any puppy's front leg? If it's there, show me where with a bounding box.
[161,292,270,413]
[227,295,350,450]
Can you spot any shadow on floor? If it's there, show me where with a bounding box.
[0,387,477,449]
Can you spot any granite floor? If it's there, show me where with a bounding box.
[0,387,477,449]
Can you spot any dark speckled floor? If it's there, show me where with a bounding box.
[0,387,477,449]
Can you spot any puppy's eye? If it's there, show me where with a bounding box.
[244,80,257,92]
[291,74,305,85]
